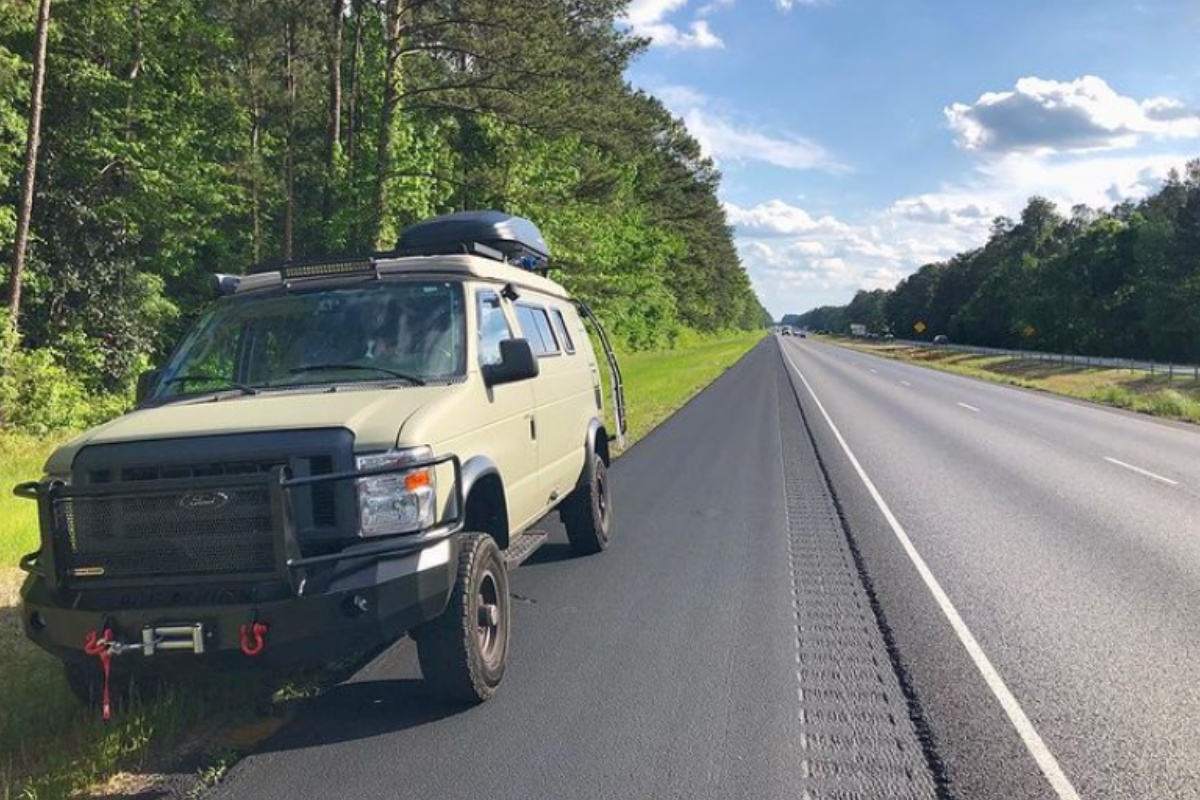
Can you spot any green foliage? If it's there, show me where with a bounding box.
[0,344,132,436]
[0,0,765,432]
[798,163,1200,362]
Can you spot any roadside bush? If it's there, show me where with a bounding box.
[0,345,131,437]
[1090,384,1136,409]
[1143,389,1200,421]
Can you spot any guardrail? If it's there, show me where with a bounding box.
[869,338,1200,380]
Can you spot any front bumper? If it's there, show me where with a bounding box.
[14,454,465,668]
[20,536,458,667]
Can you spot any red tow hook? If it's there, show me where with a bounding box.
[239,622,269,656]
[83,628,115,721]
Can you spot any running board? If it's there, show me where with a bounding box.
[504,531,548,567]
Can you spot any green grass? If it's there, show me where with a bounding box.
[825,337,1200,424]
[612,330,765,445]
[0,435,55,566]
[0,328,765,798]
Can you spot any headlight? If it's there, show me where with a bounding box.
[355,447,437,536]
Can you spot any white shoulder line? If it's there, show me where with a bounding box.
[1103,457,1178,486]
[781,349,1083,800]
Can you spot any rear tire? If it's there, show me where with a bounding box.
[561,453,612,556]
[416,534,510,704]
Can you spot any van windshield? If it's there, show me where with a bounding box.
[152,281,466,400]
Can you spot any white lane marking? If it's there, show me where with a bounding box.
[1103,457,1178,486]
[781,349,1084,800]
[900,381,912,387]
[869,368,878,374]
[957,402,981,413]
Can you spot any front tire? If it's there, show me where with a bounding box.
[561,453,612,556]
[416,534,510,704]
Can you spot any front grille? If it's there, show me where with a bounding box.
[65,430,356,587]
[54,478,278,581]
[85,453,341,535]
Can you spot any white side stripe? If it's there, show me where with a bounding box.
[781,349,1084,800]
[1103,457,1178,486]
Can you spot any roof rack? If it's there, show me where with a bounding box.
[395,210,551,275]
[236,211,552,284]
[246,253,378,278]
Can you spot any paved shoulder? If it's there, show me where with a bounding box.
[209,341,938,800]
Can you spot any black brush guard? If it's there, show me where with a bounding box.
[13,454,464,598]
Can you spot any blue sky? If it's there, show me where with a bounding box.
[623,0,1200,318]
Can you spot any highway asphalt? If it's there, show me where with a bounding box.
[207,337,1200,799]
[208,340,936,800]
[781,336,1200,800]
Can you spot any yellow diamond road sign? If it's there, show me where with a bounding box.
[914,321,927,333]
[1022,325,1036,339]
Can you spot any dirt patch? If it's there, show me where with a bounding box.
[1,567,24,607]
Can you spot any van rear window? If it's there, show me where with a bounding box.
[515,304,561,356]
[551,309,576,354]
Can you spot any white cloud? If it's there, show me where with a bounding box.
[682,108,842,171]
[623,0,724,49]
[945,76,1200,154]
[730,200,948,301]
[731,151,1195,317]
[696,0,736,16]
[724,199,849,235]
[652,84,844,172]
[776,0,826,9]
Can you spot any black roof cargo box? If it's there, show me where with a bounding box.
[395,210,550,272]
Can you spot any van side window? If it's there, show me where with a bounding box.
[551,309,576,354]
[477,290,511,366]
[515,303,561,357]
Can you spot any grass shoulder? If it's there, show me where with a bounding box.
[823,337,1200,424]
[615,329,765,446]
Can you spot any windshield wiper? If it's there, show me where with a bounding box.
[289,363,426,386]
[161,374,260,396]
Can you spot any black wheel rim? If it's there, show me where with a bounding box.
[595,464,609,526]
[476,568,503,669]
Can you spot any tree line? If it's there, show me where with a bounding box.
[0,0,770,429]
[793,160,1200,363]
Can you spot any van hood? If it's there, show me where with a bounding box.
[45,386,451,475]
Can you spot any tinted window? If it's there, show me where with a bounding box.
[515,304,561,356]
[551,309,576,354]
[476,291,511,366]
[154,281,466,398]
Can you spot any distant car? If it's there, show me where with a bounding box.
[933,334,949,345]
[883,333,895,341]
[797,330,807,338]
[780,328,793,336]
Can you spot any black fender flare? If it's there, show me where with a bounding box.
[457,455,509,548]
[460,455,501,513]
[586,417,610,470]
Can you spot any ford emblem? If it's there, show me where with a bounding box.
[178,491,230,511]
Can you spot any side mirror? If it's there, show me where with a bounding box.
[483,339,539,387]
[136,369,162,403]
